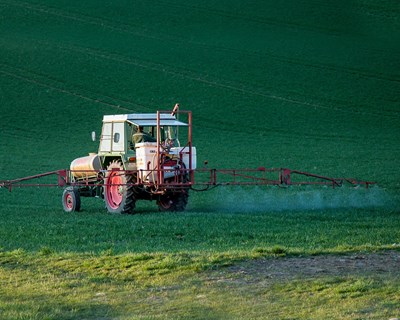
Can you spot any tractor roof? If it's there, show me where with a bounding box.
[102,113,188,126]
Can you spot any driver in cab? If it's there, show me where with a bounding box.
[132,126,156,145]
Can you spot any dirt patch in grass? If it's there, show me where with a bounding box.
[209,251,400,283]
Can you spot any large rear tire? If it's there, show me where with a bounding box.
[157,190,189,212]
[157,166,189,212]
[62,187,81,212]
[104,160,136,214]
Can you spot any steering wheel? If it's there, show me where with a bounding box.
[162,138,176,150]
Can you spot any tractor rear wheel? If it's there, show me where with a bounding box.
[157,165,189,212]
[104,160,136,214]
[157,190,189,212]
[62,187,81,212]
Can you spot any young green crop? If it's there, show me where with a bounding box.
[0,0,399,318]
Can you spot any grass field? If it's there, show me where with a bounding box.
[0,0,399,319]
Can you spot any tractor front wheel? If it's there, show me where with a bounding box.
[62,187,81,212]
[104,160,136,214]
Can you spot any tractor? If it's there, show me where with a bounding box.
[63,106,196,214]
[1,104,375,213]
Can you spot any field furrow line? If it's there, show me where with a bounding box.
[2,58,380,143]
[194,114,397,144]
[7,0,345,37]
[0,122,79,145]
[1,0,166,41]
[0,64,148,113]
[153,0,359,36]
[9,40,323,112]
[1,34,397,122]
[62,46,325,108]
[185,41,400,84]
[3,0,399,85]
[52,43,400,119]
[0,69,116,107]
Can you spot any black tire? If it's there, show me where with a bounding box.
[157,190,189,212]
[62,187,81,212]
[157,162,190,212]
[104,160,136,214]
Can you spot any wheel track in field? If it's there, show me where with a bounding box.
[0,121,93,144]
[151,0,400,35]
[0,62,382,143]
[151,0,343,34]
[3,0,400,85]
[1,0,165,41]
[2,1,399,137]
[1,28,399,124]
[0,65,152,143]
[193,114,399,144]
[0,115,90,144]
[1,39,399,137]
[0,64,160,142]
[6,0,335,34]
[0,62,396,144]
[46,41,400,119]
[0,63,151,113]
[58,45,340,113]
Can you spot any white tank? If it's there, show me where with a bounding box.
[135,142,158,171]
[135,142,158,181]
[70,154,101,179]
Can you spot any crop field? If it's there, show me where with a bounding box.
[0,0,399,319]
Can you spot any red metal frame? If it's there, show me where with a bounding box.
[156,109,194,185]
[0,170,68,191]
[0,167,375,191]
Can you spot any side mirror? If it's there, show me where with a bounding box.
[91,131,96,142]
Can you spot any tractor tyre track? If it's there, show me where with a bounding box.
[15,39,399,120]
[0,63,150,113]
[3,0,400,85]
[0,59,398,143]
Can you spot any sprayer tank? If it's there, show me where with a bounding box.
[70,154,101,179]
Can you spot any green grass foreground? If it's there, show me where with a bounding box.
[1,189,399,319]
[1,248,400,319]
[0,188,399,254]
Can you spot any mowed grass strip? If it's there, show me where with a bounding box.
[1,249,400,319]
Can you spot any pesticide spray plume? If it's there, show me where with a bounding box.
[205,186,394,213]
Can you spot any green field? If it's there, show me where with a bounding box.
[1,0,399,319]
